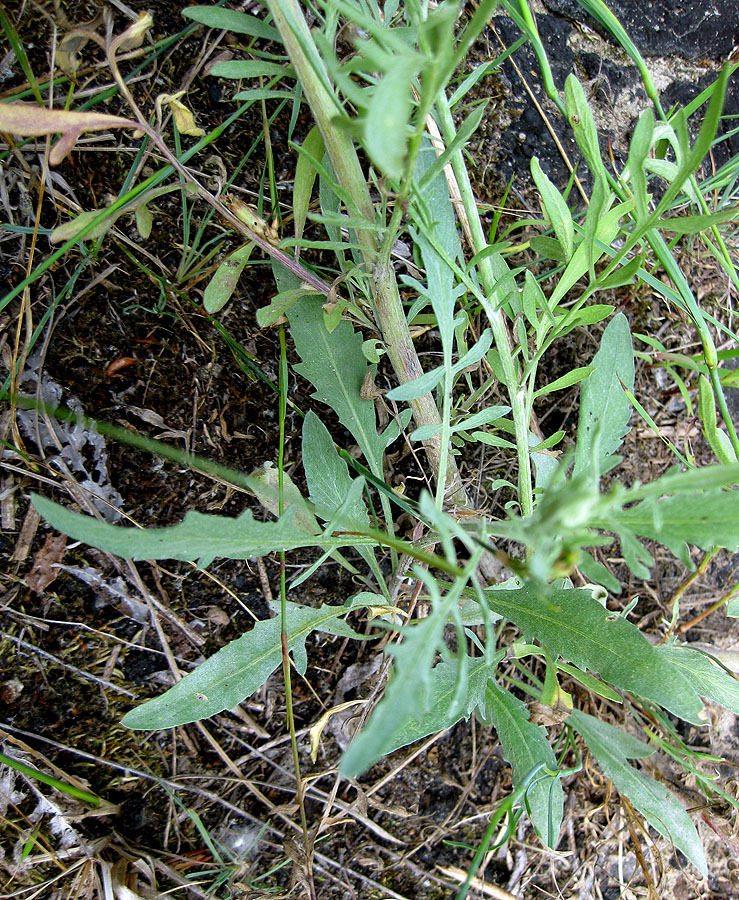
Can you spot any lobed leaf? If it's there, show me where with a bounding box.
[483,584,704,723]
[659,645,739,715]
[573,313,634,477]
[123,596,369,730]
[288,294,387,474]
[603,489,739,562]
[32,494,376,569]
[340,655,500,778]
[341,567,477,777]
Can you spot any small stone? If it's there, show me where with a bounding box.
[205,606,230,626]
[1,678,24,703]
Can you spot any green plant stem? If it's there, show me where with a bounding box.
[513,3,739,460]
[434,92,534,517]
[0,751,101,807]
[264,0,467,504]
[278,326,315,899]
[456,763,545,899]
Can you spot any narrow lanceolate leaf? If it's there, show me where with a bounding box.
[480,679,563,845]
[209,60,292,79]
[531,157,574,262]
[288,294,387,474]
[203,243,254,313]
[293,125,324,246]
[32,495,376,568]
[182,7,280,42]
[699,373,737,464]
[363,53,420,179]
[574,313,634,477]
[547,200,628,309]
[123,597,368,730]
[482,584,704,723]
[570,710,707,876]
[659,645,739,715]
[0,102,136,165]
[385,365,444,401]
[532,366,593,400]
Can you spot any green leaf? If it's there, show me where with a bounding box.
[604,489,739,560]
[659,644,739,715]
[470,431,517,449]
[385,364,444,401]
[531,157,574,262]
[625,107,654,220]
[50,208,117,244]
[341,566,477,777]
[651,64,731,223]
[302,411,368,526]
[288,294,387,475]
[548,201,627,309]
[340,655,500,777]
[203,243,254,314]
[451,329,493,375]
[577,552,622,594]
[574,313,635,477]
[209,60,291,79]
[417,101,488,192]
[293,125,325,246]
[410,423,441,442]
[699,373,737,464]
[182,7,280,42]
[362,53,419,179]
[595,253,643,291]
[530,234,566,264]
[134,202,152,240]
[479,679,563,845]
[232,89,298,102]
[657,206,739,235]
[451,405,510,433]
[248,462,319,535]
[482,584,704,723]
[564,75,607,179]
[557,663,622,703]
[256,287,314,328]
[529,430,565,452]
[570,710,707,876]
[625,463,739,500]
[32,494,376,568]
[123,596,368,730]
[560,304,615,332]
[533,366,594,400]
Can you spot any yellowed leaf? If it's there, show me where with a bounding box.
[0,102,136,164]
[117,12,153,52]
[157,91,204,137]
[366,605,404,620]
[308,700,367,762]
